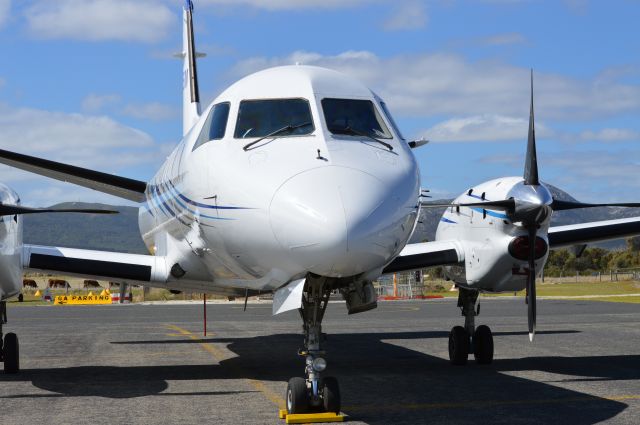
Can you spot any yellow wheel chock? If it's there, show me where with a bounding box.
[279,409,345,423]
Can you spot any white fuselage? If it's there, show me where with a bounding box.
[436,177,551,292]
[0,184,22,301]
[138,66,421,292]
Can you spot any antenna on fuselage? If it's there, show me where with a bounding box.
[182,0,201,136]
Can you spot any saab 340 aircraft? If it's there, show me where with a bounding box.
[2,0,640,415]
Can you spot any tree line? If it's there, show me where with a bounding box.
[544,237,640,276]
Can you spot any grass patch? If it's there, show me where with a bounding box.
[583,296,640,304]
[536,281,640,297]
[420,280,640,299]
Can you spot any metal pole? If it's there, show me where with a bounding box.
[203,293,207,337]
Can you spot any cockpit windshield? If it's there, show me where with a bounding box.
[234,98,314,139]
[322,98,392,139]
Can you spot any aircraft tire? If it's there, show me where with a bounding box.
[323,377,341,413]
[3,333,19,374]
[448,326,469,365]
[286,377,308,414]
[473,325,494,364]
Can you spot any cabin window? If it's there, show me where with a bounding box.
[322,98,392,139]
[379,101,405,140]
[234,98,314,139]
[193,102,230,151]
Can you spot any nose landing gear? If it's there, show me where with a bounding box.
[448,288,494,365]
[286,279,341,415]
[1,301,20,374]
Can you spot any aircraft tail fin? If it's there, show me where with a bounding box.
[182,0,201,136]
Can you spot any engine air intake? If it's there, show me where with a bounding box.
[508,235,548,261]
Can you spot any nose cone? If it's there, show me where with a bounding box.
[270,166,415,277]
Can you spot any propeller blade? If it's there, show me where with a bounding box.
[526,225,537,342]
[524,70,540,186]
[420,199,516,211]
[551,199,640,211]
[0,204,118,216]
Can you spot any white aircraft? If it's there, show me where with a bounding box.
[1,0,640,415]
[416,72,640,365]
[0,186,115,373]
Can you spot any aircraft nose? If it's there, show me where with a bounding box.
[270,166,410,277]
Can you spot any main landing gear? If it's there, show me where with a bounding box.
[448,288,493,366]
[1,301,20,374]
[286,278,341,415]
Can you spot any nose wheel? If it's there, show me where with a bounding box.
[287,377,309,414]
[285,278,341,415]
[448,288,494,365]
[287,375,341,415]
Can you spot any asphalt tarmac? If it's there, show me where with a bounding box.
[1,298,639,424]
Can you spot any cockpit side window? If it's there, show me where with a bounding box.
[379,101,405,141]
[322,98,393,139]
[234,98,315,139]
[192,102,230,151]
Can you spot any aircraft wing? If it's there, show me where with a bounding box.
[383,240,464,274]
[385,216,640,274]
[548,217,640,248]
[0,149,147,202]
[22,245,168,285]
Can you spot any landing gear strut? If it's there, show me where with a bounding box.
[1,301,20,374]
[286,278,341,414]
[448,288,493,365]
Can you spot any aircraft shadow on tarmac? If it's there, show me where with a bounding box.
[1,330,636,425]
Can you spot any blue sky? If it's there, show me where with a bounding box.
[0,0,639,206]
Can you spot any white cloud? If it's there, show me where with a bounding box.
[423,114,551,143]
[0,0,10,29]
[25,0,175,43]
[579,128,640,142]
[121,102,178,121]
[544,150,640,201]
[198,0,375,10]
[228,50,640,121]
[0,104,155,176]
[481,149,640,203]
[480,32,526,46]
[81,94,177,121]
[81,94,122,113]
[383,1,428,31]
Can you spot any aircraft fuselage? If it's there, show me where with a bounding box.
[138,66,421,292]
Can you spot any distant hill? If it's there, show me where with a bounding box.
[21,184,640,254]
[23,202,148,254]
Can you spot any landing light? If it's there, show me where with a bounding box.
[312,357,327,372]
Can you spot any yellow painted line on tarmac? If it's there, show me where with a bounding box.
[165,324,226,361]
[343,394,640,412]
[165,324,286,409]
[248,378,286,409]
